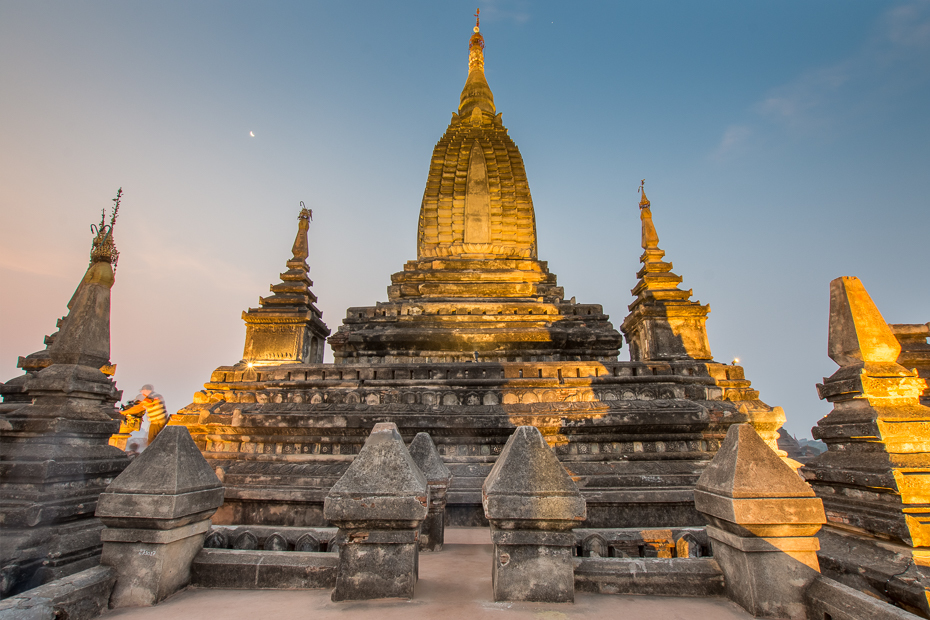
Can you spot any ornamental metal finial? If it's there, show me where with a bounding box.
[299,200,312,222]
[90,187,121,269]
[474,8,480,32]
[638,179,650,209]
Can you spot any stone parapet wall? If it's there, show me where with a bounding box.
[173,359,781,529]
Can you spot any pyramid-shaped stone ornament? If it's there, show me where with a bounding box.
[325,422,429,601]
[827,276,902,368]
[409,432,452,485]
[695,424,825,538]
[96,426,224,529]
[483,426,585,528]
[96,426,224,608]
[409,432,452,551]
[324,422,428,528]
[695,424,826,618]
[483,426,585,603]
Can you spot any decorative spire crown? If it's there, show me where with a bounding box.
[638,179,651,209]
[459,8,495,118]
[90,188,121,269]
[469,8,485,71]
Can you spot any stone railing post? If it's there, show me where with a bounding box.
[482,425,586,603]
[323,422,428,601]
[694,424,826,619]
[94,427,224,608]
[408,432,452,551]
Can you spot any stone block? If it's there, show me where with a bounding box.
[490,529,576,602]
[804,574,918,620]
[0,566,115,620]
[190,549,337,589]
[707,525,820,619]
[99,521,210,608]
[408,432,452,551]
[331,529,420,601]
[573,557,725,597]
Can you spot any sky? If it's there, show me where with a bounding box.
[1,1,928,439]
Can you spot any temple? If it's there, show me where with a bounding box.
[2,17,927,620]
[169,21,784,530]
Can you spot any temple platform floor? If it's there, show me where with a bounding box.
[105,527,753,620]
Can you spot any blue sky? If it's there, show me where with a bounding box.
[1,1,928,438]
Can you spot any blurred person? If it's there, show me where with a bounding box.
[121,384,169,445]
[125,438,144,460]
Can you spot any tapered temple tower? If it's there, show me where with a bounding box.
[329,19,623,364]
[172,21,785,529]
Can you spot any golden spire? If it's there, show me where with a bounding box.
[291,202,312,262]
[638,180,660,250]
[459,8,495,119]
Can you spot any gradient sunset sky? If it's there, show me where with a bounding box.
[1,1,928,438]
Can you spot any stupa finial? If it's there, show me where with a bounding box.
[291,201,312,262]
[90,187,121,270]
[459,9,495,119]
[638,180,659,250]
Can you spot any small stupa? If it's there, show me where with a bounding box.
[621,182,712,362]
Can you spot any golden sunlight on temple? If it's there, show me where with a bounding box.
[0,12,927,620]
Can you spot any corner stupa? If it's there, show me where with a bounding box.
[241,204,330,366]
[621,182,712,362]
[0,190,129,597]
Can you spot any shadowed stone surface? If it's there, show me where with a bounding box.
[804,575,919,620]
[0,566,115,620]
[892,322,930,408]
[96,427,224,608]
[0,209,128,597]
[324,423,428,601]
[483,426,585,603]
[409,433,452,551]
[695,424,826,619]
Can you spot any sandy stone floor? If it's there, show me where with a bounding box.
[104,528,753,620]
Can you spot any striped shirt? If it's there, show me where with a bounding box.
[139,393,167,424]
